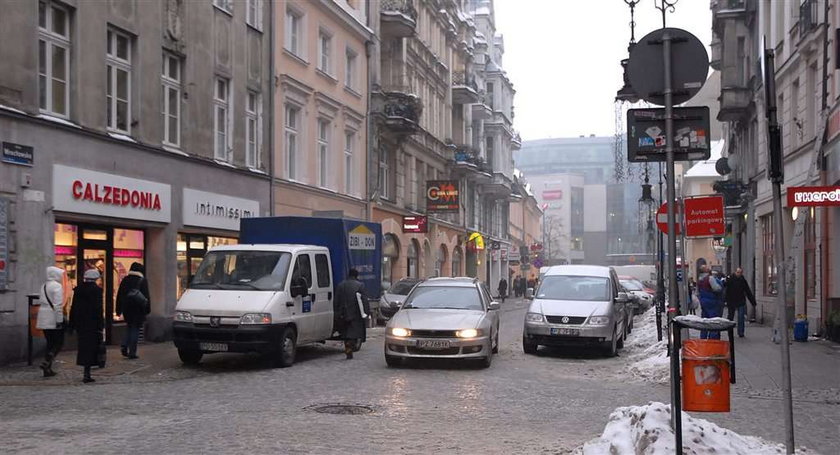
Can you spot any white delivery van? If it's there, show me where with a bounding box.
[173,244,336,368]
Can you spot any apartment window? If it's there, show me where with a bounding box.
[345,48,357,90]
[285,8,303,56]
[285,104,300,180]
[485,136,495,171]
[318,119,330,188]
[344,132,354,195]
[213,0,232,14]
[38,1,70,117]
[736,37,747,85]
[246,91,261,168]
[792,79,800,146]
[318,31,332,74]
[486,82,495,109]
[106,29,132,133]
[246,0,262,30]
[213,77,231,161]
[379,148,390,200]
[161,53,181,147]
[762,214,777,296]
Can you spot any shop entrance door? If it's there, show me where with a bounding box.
[79,227,114,343]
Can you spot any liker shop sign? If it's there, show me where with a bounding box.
[787,186,840,207]
[426,180,460,212]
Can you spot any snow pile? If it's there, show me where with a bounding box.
[576,401,815,455]
[624,309,670,383]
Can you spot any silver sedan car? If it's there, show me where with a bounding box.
[384,277,501,368]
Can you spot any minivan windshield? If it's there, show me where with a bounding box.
[403,286,483,311]
[388,280,420,295]
[190,250,292,291]
[537,275,611,302]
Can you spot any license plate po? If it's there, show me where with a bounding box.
[416,340,450,349]
[551,328,579,336]
[200,342,229,352]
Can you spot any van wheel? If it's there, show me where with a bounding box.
[523,336,538,355]
[273,327,297,368]
[178,348,203,366]
[617,327,625,349]
[603,327,618,357]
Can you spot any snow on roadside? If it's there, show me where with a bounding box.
[623,309,670,383]
[574,401,817,455]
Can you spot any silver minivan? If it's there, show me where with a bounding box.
[522,265,629,356]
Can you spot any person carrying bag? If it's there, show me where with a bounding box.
[36,266,66,377]
[116,262,151,360]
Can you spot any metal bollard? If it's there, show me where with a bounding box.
[27,294,40,366]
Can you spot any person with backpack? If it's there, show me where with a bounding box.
[35,266,66,377]
[697,265,724,339]
[116,262,150,360]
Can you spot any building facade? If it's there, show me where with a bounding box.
[711,0,836,331]
[0,0,273,364]
[273,0,372,219]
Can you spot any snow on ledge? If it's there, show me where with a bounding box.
[107,132,137,143]
[38,113,82,129]
[0,104,27,115]
[213,159,236,168]
[576,401,818,455]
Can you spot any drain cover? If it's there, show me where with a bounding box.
[309,404,376,415]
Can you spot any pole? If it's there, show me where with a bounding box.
[27,294,39,366]
[764,48,795,454]
[662,30,683,452]
[657,162,665,341]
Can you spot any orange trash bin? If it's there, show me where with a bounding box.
[681,339,731,412]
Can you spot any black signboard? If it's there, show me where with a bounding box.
[627,106,711,162]
[2,142,34,166]
[426,180,460,212]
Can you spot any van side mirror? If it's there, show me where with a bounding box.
[616,291,629,303]
[526,288,534,299]
[290,283,307,298]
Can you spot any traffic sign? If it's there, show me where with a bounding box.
[627,28,710,106]
[656,202,682,235]
[684,196,725,237]
[676,269,684,282]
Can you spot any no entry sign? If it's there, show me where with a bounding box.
[684,196,725,237]
[656,202,681,235]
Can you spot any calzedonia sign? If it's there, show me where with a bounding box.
[52,164,171,223]
[183,188,260,231]
[787,186,840,207]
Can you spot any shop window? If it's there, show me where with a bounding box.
[83,229,107,241]
[407,240,419,278]
[54,223,78,303]
[762,214,777,296]
[452,247,462,277]
[177,234,237,298]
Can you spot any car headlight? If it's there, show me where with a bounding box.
[456,329,482,338]
[240,313,272,325]
[174,311,193,322]
[588,316,610,326]
[525,312,545,323]
[389,327,411,337]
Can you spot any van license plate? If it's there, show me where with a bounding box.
[199,342,229,352]
[416,340,450,349]
[551,328,579,336]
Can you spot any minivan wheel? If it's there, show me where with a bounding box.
[603,327,618,357]
[273,327,297,368]
[178,348,203,366]
[522,336,538,355]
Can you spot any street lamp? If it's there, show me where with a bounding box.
[616,0,641,103]
[639,166,656,257]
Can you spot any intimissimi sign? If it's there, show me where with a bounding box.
[183,188,260,231]
[53,164,171,223]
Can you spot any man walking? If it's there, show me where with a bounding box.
[725,267,757,338]
[498,277,508,303]
[335,268,370,360]
[697,265,724,339]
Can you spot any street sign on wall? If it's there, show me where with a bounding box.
[402,215,428,233]
[627,107,711,162]
[684,196,725,237]
[786,186,840,206]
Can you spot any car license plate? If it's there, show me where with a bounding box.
[416,339,450,349]
[551,328,579,336]
[199,342,229,352]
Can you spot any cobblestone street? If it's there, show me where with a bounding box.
[1,299,838,454]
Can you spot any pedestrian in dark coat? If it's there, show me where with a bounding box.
[697,265,724,340]
[498,278,508,303]
[68,269,104,383]
[116,262,150,359]
[725,267,757,338]
[334,268,370,359]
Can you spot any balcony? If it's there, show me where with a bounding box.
[450,145,491,177]
[717,86,752,121]
[511,132,522,150]
[799,0,819,36]
[373,88,423,135]
[381,0,417,38]
[480,173,513,199]
[471,93,493,120]
[452,71,480,104]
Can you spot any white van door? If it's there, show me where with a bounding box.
[312,252,334,340]
[290,253,317,343]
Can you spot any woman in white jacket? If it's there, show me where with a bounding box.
[36,266,65,377]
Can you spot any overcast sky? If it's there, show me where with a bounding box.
[494,0,712,141]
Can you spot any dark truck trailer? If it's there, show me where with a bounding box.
[240,216,382,299]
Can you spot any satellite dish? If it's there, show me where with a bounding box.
[715,157,731,176]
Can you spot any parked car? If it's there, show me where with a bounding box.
[618,276,653,314]
[618,283,637,334]
[384,277,500,368]
[378,278,423,323]
[523,265,629,357]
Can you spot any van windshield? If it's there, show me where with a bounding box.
[537,276,610,302]
[190,251,292,291]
